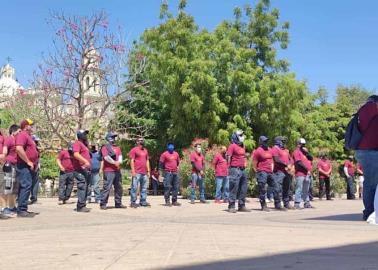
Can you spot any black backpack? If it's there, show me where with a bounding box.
[344,113,362,150]
[344,103,377,150]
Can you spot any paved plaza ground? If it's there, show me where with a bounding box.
[0,196,377,270]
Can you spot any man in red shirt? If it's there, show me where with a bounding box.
[253,136,282,211]
[227,130,249,213]
[356,95,378,220]
[2,124,21,217]
[292,138,313,209]
[15,119,39,217]
[317,153,332,200]
[212,146,229,204]
[343,156,356,200]
[57,143,75,204]
[100,132,126,210]
[72,129,92,212]
[271,136,293,210]
[190,144,206,204]
[129,137,151,208]
[159,142,181,206]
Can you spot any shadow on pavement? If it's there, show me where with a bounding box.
[160,242,378,270]
[304,213,362,222]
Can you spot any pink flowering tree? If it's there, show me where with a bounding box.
[29,11,147,145]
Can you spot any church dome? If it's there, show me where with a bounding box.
[0,63,24,96]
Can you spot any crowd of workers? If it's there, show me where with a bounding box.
[0,95,377,221]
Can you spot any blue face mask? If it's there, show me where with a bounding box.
[167,144,174,153]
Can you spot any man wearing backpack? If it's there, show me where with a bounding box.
[87,145,102,203]
[100,132,126,210]
[355,95,378,221]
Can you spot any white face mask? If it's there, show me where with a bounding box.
[239,135,245,143]
[196,147,202,153]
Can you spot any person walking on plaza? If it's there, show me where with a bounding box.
[227,130,249,213]
[190,144,207,204]
[159,142,181,206]
[212,146,229,204]
[271,136,293,210]
[253,136,282,211]
[2,124,21,217]
[292,138,314,209]
[100,132,126,210]
[355,95,378,220]
[15,119,39,217]
[343,155,356,200]
[87,145,102,203]
[317,153,332,200]
[72,129,92,212]
[129,137,151,208]
[57,143,75,204]
[356,162,364,199]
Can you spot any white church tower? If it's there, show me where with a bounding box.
[0,62,23,98]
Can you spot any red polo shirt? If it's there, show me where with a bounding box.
[190,152,205,173]
[15,131,39,166]
[159,151,180,172]
[4,136,17,165]
[72,140,91,170]
[227,143,246,168]
[102,145,122,172]
[292,147,311,177]
[252,146,273,173]
[358,102,378,150]
[344,160,355,176]
[212,153,228,177]
[270,146,290,173]
[58,150,75,172]
[129,146,149,174]
[317,158,332,179]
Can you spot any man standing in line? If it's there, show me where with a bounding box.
[212,146,229,204]
[317,153,332,200]
[57,143,75,205]
[227,130,249,213]
[190,144,206,204]
[15,119,39,217]
[100,132,126,210]
[292,138,314,209]
[72,130,92,212]
[343,155,356,200]
[2,124,21,217]
[253,136,282,211]
[29,135,41,205]
[271,136,293,210]
[159,142,181,206]
[129,137,151,208]
[87,145,102,204]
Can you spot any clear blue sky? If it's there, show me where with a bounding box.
[1,0,378,98]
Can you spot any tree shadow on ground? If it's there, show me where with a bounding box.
[304,213,362,221]
[160,242,378,270]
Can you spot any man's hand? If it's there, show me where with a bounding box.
[114,161,120,169]
[200,170,204,177]
[27,161,34,170]
[84,161,91,169]
[158,176,164,183]
[131,171,136,177]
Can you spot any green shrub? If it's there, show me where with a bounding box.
[39,152,59,182]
